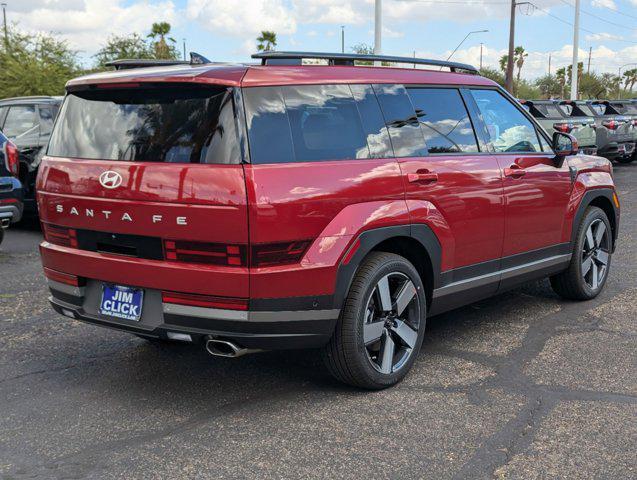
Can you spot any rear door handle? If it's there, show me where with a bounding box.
[504,164,526,178]
[407,171,438,184]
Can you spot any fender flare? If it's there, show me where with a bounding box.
[570,188,619,250]
[332,224,442,310]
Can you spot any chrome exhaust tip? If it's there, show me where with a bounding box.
[205,337,260,358]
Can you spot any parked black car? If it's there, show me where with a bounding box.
[0,96,62,214]
[0,129,23,246]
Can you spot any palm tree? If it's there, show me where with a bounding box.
[556,67,566,99]
[514,46,528,84]
[257,31,277,52]
[499,54,508,73]
[147,22,175,59]
[622,68,637,92]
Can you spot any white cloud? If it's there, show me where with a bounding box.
[186,0,297,38]
[585,32,623,42]
[11,0,178,56]
[434,43,637,78]
[591,0,617,10]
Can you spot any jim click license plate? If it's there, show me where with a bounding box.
[100,284,144,321]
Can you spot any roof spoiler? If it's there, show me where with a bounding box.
[251,51,478,74]
[105,52,212,70]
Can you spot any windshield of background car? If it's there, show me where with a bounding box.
[48,85,241,164]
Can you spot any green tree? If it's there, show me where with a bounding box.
[498,54,508,72]
[534,74,561,98]
[0,25,81,97]
[480,67,505,86]
[147,22,178,59]
[93,33,153,67]
[256,31,277,51]
[556,67,567,98]
[514,46,527,85]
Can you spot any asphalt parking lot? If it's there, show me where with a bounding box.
[0,165,635,480]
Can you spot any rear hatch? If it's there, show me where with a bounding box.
[37,80,250,298]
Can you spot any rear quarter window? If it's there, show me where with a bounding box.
[244,84,377,164]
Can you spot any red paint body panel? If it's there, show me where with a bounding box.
[398,155,505,271]
[497,154,572,256]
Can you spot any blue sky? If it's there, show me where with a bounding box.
[9,0,637,78]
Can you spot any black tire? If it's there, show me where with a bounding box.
[616,156,634,164]
[0,228,4,246]
[550,206,612,300]
[322,252,427,389]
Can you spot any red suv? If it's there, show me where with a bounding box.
[37,52,620,389]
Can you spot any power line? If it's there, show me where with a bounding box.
[582,0,637,22]
[557,0,637,31]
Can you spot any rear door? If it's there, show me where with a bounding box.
[38,83,250,298]
[378,84,505,289]
[469,88,572,259]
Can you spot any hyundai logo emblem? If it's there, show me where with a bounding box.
[99,171,123,189]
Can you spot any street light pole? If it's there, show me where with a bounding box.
[570,0,581,100]
[480,43,483,70]
[374,0,382,55]
[1,3,7,49]
[341,26,345,54]
[446,30,488,62]
[506,0,516,94]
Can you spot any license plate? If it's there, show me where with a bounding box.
[100,284,144,321]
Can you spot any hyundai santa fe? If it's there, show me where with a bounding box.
[37,51,620,389]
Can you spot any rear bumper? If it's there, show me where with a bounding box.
[0,177,24,224]
[599,141,635,160]
[47,278,339,350]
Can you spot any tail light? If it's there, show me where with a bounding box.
[43,267,83,287]
[602,120,621,130]
[4,140,19,177]
[631,119,637,127]
[251,240,311,267]
[161,291,248,311]
[42,224,78,248]
[163,239,312,267]
[164,240,247,267]
[553,123,574,133]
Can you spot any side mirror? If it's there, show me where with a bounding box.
[552,131,579,157]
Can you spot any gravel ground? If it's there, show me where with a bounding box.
[0,163,635,479]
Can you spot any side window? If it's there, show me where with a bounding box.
[373,84,427,158]
[282,84,370,161]
[3,105,38,138]
[39,106,55,136]
[244,87,295,164]
[0,106,7,128]
[349,84,393,158]
[470,89,542,153]
[407,88,479,154]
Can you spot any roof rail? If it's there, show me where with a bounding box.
[105,52,213,70]
[251,51,478,74]
[0,95,61,103]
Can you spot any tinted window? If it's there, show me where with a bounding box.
[350,84,393,158]
[3,105,38,138]
[373,84,427,158]
[471,89,542,153]
[243,87,295,164]
[283,84,369,161]
[48,86,241,164]
[407,88,478,154]
[535,103,564,118]
[39,106,55,136]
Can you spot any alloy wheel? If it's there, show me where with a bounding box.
[582,219,610,290]
[363,272,421,374]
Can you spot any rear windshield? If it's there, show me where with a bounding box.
[534,103,563,118]
[48,85,241,164]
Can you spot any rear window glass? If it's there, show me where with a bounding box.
[407,88,478,154]
[3,105,38,138]
[48,86,241,164]
[244,84,375,163]
[534,103,564,118]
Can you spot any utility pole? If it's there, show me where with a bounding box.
[374,0,382,55]
[587,46,592,74]
[182,38,186,61]
[341,26,345,54]
[505,0,516,94]
[480,43,483,70]
[1,3,7,49]
[570,0,581,100]
[374,0,382,65]
[548,53,552,76]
